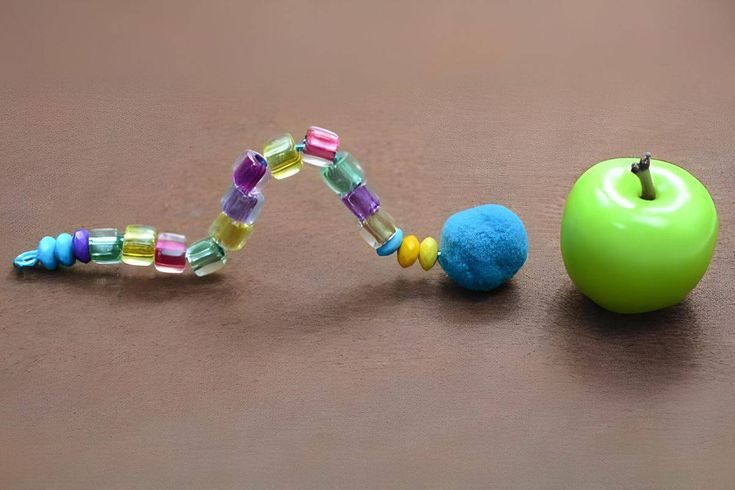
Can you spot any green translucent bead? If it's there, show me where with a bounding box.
[320,151,364,195]
[186,237,227,277]
[89,228,124,264]
[263,133,302,180]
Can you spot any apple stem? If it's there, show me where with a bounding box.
[631,152,656,200]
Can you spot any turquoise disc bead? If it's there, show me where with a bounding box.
[376,228,404,256]
[54,233,76,266]
[37,236,58,270]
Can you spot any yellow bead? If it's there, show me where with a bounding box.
[121,225,156,266]
[262,133,303,180]
[208,212,253,251]
[419,237,439,271]
[397,234,420,268]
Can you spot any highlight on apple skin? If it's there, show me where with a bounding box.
[560,153,718,314]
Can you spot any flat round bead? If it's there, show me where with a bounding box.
[37,236,58,270]
[418,237,439,271]
[54,233,76,266]
[376,228,403,257]
[397,234,420,268]
[72,228,91,263]
[232,150,268,193]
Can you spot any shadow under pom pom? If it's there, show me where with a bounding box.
[438,204,528,291]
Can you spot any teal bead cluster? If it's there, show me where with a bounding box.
[36,234,75,270]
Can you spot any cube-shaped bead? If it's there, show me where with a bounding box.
[303,126,339,164]
[186,237,227,277]
[320,152,364,195]
[358,209,397,248]
[263,133,303,180]
[89,228,124,264]
[155,232,187,273]
[121,225,157,266]
[220,185,265,224]
[208,212,253,251]
[232,150,269,193]
[342,183,380,221]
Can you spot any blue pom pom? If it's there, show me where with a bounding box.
[438,204,528,291]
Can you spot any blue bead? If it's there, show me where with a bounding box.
[438,204,528,291]
[37,236,58,270]
[54,233,76,266]
[376,228,403,256]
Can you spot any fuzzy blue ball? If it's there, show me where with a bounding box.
[438,204,528,291]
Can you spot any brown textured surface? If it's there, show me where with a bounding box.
[1,1,734,487]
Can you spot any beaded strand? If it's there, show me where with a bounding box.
[13,126,439,276]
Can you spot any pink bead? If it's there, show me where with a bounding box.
[304,126,339,162]
[154,232,187,273]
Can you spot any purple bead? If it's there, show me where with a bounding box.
[72,227,91,263]
[341,184,380,221]
[221,185,265,224]
[232,150,268,193]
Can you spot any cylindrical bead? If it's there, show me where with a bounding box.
[232,150,268,193]
[89,228,124,264]
[342,184,380,221]
[397,234,420,268]
[121,225,157,266]
[263,133,303,180]
[303,126,339,164]
[72,228,91,263]
[208,212,253,251]
[186,237,227,277]
[54,233,76,267]
[37,236,58,270]
[320,152,364,195]
[155,232,187,273]
[221,185,265,224]
[358,209,397,247]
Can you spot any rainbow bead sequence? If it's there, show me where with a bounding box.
[14,126,440,276]
[17,226,188,274]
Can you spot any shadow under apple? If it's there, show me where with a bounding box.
[546,284,703,394]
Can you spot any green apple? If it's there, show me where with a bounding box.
[561,153,718,314]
